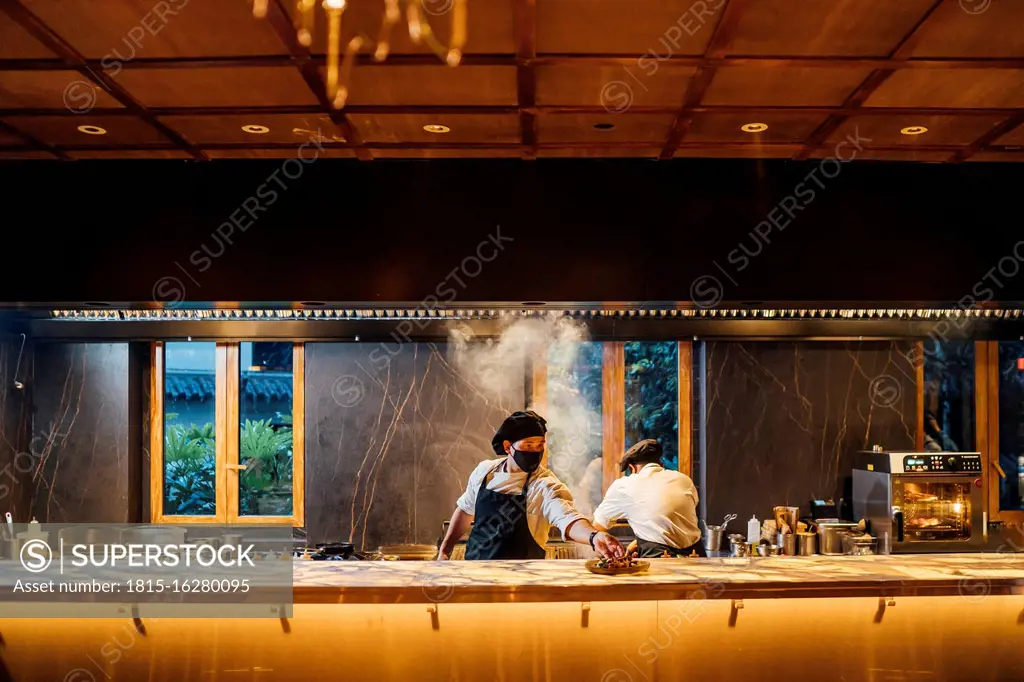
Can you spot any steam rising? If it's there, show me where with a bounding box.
[448,315,605,516]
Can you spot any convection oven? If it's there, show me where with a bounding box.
[852,449,985,553]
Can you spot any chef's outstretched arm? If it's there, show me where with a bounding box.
[437,508,473,560]
[565,518,625,559]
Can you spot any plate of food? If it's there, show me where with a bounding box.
[585,554,650,576]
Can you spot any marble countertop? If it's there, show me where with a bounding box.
[292,553,1024,604]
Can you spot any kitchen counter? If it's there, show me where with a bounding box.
[294,553,1024,604]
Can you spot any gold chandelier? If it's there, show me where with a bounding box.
[252,0,468,109]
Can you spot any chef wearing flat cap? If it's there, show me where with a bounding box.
[592,439,705,558]
[438,410,625,561]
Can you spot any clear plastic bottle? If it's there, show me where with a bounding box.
[747,515,760,545]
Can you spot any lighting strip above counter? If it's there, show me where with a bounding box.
[47,307,1024,322]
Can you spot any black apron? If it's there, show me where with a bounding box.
[635,535,707,558]
[464,463,546,561]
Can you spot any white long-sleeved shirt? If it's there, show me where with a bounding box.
[456,458,586,550]
[593,463,701,549]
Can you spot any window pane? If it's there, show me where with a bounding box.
[239,342,294,516]
[163,342,217,516]
[546,342,603,516]
[997,341,1024,512]
[625,342,679,469]
[922,340,975,452]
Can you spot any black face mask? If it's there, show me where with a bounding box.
[511,447,543,473]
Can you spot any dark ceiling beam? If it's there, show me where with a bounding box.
[951,112,1024,163]
[3,104,1019,119]
[5,55,1024,72]
[659,0,748,160]
[264,0,371,161]
[0,119,67,159]
[514,0,538,160]
[792,0,945,162]
[0,0,206,160]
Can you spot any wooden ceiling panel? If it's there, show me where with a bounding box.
[968,151,1024,163]
[911,0,1024,58]
[160,114,344,145]
[702,66,874,106]
[810,148,952,162]
[866,69,1024,109]
[117,68,319,108]
[0,17,57,58]
[345,66,518,106]
[538,113,675,143]
[66,149,192,159]
[537,0,715,55]
[535,65,695,107]
[726,0,937,56]
[538,147,661,158]
[297,0,515,55]
[348,113,520,143]
[0,150,54,159]
[686,111,827,143]
[2,115,168,146]
[993,123,1024,147]
[205,148,356,159]
[372,148,521,158]
[20,0,288,58]
[0,127,28,146]
[828,114,1007,147]
[0,71,122,109]
[675,145,800,158]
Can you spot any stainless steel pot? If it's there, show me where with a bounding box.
[817,521,859,556]
[728,536,749,557]
[705,525,724,552]
[778,533,798,555]
[797,532,816,556]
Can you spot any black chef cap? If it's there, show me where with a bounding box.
[491,410,548,456]
[619,439,662,472]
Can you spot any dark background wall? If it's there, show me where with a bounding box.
[29,343,130,523]
[303,342,524,549]
[0,159,1021,304]
[702,341,917,526]
[0,337,32,520]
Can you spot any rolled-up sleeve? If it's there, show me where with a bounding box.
[539,476,585,540]
[455,461,489,515]
[592,479,626,529]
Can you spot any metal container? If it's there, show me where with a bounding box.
[728,535,749,557]
[755,544,780,557]
[705,525,724,552]
[817,521,859,556]
[842,534,878,556]
[797,532,816,556]
[778,533,798,555]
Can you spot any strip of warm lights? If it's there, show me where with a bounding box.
[46,308,1024,321]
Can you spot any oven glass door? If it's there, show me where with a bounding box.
[893,477,973,542]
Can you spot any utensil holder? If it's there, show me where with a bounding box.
[705,527,724,552]
[778,533,798,555]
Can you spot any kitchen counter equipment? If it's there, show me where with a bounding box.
[797,532,816,556]
[378,544,438,560]
[817,520,859,556]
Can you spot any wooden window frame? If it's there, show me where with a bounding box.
[150,341,305,526]
[978,340,1024,526]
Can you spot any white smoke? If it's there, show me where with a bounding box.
[447,315,604,516]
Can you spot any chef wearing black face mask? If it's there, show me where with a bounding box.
[437,410,625,561]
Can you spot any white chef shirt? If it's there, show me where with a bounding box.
[456,458,586,550]
[593,463,701,549]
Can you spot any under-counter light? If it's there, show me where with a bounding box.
[901,126,928,135]
[741,122,768,133]
[242,124,270,134]
[423,124,450,133]
[593,123,615,130]
[322,0,346,9]
[77,125,106,135]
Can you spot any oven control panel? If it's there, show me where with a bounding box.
[903,454,982,473]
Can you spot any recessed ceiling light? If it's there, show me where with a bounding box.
[593,123,615,131]
[900,126,928,135]
[242,124,270,134]
[77,125,106,135]
[423,124,450,134]
[741,122,768,133]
